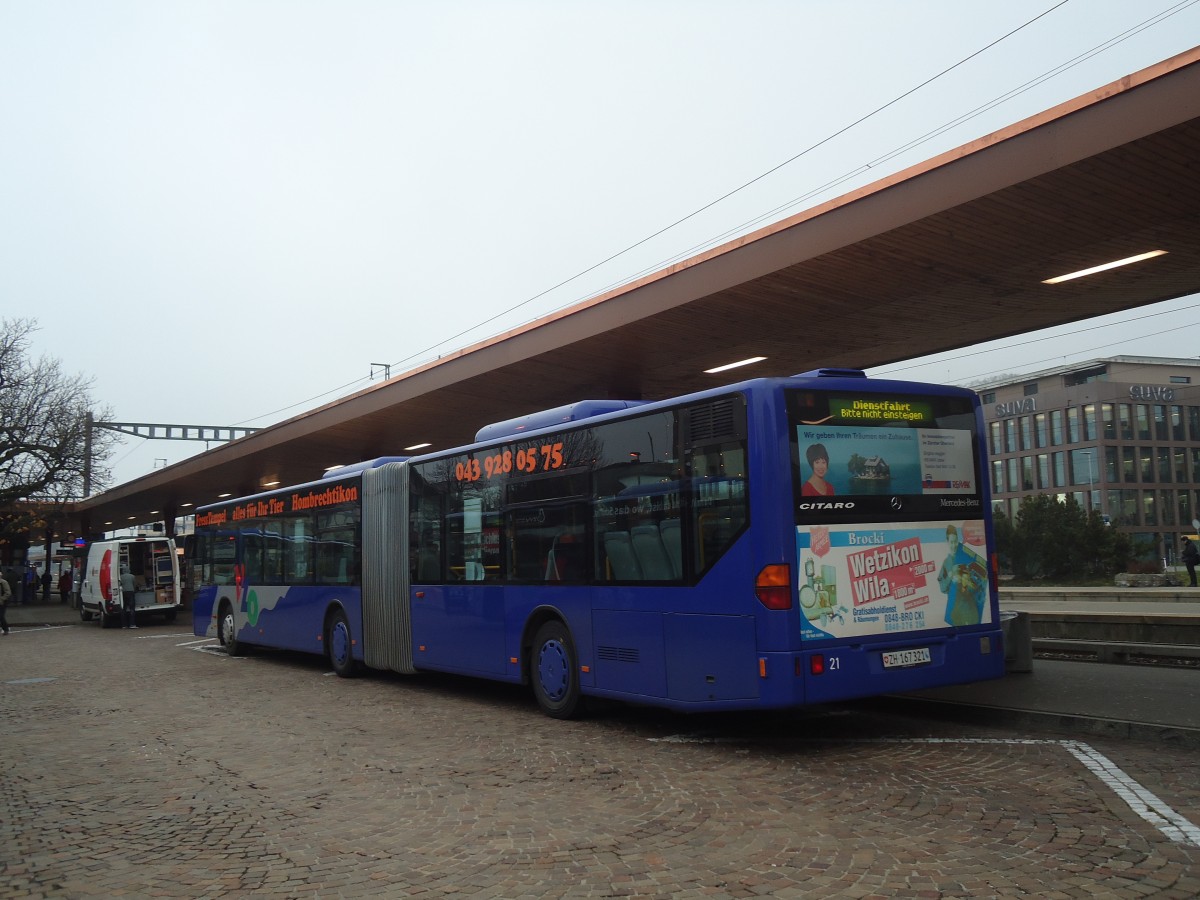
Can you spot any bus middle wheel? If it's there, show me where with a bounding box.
[531,620,583,719]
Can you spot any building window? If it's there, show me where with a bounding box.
[1023,383,1038,396]
[1034,412,1047,448]
[1082,404,1097,441]
[1104,447,1118,484]
[1110,489,1137,526]
[1101,404,1116,441]
[1154,404,1169,441]
[1068,407,1081,443]
[1005,419,1018,453]
[1170,376,1191,384]
[1052,452,1065,488]
[981,391,996,405]
[1123,447,1137,483]
[1019,417,1032,452]
[992,460,1004,494]
[1071,448,1099,487]
[1006,458,1019,494]
[1190,407,1200,442]
[1117,404,1133,441]
[1037,454,1050,491]
[1158,447,1173,483]
[1021,456,1035,491]
[1140,447,1154,483]
[1136,405,1151,441]
[989,421,1002,455]
[1171,405,1184,441]
[1143,491,1157,526]
[1161,490,1176,525]
[1064,365,1107,387]
[1050,410,1064,446]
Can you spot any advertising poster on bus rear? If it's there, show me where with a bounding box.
[794,519,991,641]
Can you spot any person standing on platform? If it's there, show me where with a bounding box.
[3,568,18,609]
[0,572,10,634]
[23,564,36,605]
[58,567,72,604]
[1182,537,1199,588]
[121,567,138,629]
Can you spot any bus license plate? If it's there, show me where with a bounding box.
[882,647,931,669]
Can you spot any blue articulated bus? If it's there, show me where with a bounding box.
[191,368,1006,717]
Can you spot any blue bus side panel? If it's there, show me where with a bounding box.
[663,613,759,702]
[193,586,217,638]
[410,585,507,677]
[191,583,364,660]
[591,609,667,696]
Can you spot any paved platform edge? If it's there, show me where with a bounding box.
[869,694,1200,749]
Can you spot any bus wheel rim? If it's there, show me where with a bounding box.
[331,621,350,666]
[537,639,568,702]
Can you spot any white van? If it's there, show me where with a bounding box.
[79,536,181,628]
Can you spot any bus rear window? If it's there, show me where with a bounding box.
[788,389,983,523]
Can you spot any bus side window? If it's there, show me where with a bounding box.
[690,442,749,577]
[212,535,237,585]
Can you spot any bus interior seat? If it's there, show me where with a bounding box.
[417,547,440,581]
[603,531,642,580]
[464,561,485,581]
[659,518,682,579]
[631,524,674,581]
[545,534,585,581]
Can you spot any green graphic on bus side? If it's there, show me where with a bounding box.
[246,589,261,627]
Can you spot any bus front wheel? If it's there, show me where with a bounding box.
[531,620,583,719]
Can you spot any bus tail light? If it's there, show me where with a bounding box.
[809,654,826,676]
[755,564,792,609]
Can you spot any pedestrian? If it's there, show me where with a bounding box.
[1183,537,1199,588]
[58,567,72,604]
[23,564,37,605]
[0,571,10,634]
[3,567,17,608]
[41,568,52,602]
[121,566,138,629]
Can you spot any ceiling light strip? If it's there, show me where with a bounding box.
[1043,250,1167,285]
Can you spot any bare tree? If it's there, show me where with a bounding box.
[0,319,117,523]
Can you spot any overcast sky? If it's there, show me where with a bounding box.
[3,0,1199,489]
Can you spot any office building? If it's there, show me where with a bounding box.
[977,356,1200,561]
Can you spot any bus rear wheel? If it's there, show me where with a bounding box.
[326,609,357,678]
[531,620,583,719]
[219,602,245,656]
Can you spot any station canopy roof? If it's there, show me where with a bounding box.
[69,47,1200,536]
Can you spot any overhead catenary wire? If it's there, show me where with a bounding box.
[232,0,1194,428]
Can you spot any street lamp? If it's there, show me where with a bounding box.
[1079,448,1097,514]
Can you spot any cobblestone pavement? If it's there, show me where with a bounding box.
[2,622,1198,899]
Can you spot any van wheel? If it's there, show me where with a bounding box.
[80,606,93,623]
[99,608,116,629]
[219,602,245,656]
[327,609,357,677]
[531,620,584,719]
